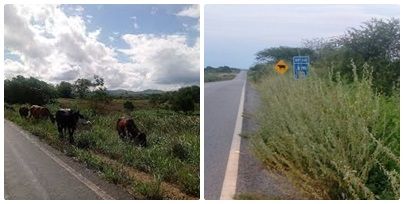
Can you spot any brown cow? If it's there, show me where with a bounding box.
[29,105,55,123]
[116,117,147,147]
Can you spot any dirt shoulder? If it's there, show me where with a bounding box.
[235,81,305,200]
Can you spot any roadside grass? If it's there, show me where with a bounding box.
[251,62,399,199]
[234,192,276,200]
[204,72,238,82]
[5,104,199,199]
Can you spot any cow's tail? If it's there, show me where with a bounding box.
[49,114,55,124]
[116,118,123,132]
[46,108,55,124]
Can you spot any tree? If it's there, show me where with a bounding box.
[4,75,57,105]
[302,18,400,94]
[255,46,314,63]
[74,78,92,98]
[123,101,135,112]
[341,18,399,94]
[170,86,200,113]
[56,81,73,98]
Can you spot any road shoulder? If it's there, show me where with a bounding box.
[235,81,304,199]
[4,120,134,200]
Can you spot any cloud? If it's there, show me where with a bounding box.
[119,34,200,86]
[131,16,139,29]
[176,5,199,18]
[150,7,158,15]
[4,5,200,91]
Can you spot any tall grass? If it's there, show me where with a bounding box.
[252,62,399,199]
[5,105,199,198]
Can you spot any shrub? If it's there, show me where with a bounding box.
[123,100,135,112]
[252,62,399,199]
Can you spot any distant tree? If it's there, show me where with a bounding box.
[88,75,111,112]
[170,86,200,113]
[56,81,73,98]
[4,75,57,105]
[255,46,314,63]
[74,78,92,98]
[123,100,135,112]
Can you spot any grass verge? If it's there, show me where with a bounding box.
[251,62,399,199]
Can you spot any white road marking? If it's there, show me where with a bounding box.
[6,121,114,200]
[220,79,246,200]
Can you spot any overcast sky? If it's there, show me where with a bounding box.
[4,4,200,91]
[205,4,400,69]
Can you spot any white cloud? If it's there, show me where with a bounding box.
[150,7,158,15]
[131,16,140,29]
[4,5,200,91]
[119,34,199,86]
[176,5,199,18]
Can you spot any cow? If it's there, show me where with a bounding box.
[19,107,29,118]
[55,109,85,144]
[116,117,147,147]
[29,105,54,123]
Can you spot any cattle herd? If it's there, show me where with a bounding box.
[16,105,147,147]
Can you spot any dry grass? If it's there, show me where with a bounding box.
[251,62,399,199]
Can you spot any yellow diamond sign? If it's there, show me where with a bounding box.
[275,60,288,74]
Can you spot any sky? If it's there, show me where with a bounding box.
[4,4,200,91]
[205,4,400,69]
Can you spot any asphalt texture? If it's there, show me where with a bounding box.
[204,71,247,200]
[4,120,134,200]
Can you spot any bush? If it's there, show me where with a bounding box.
[4,75,57,105]
[170,86,199,113]
[123,100,135,112]
[252,62,399,199]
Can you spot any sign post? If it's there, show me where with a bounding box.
[293,56,310,79]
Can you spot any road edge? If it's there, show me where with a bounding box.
[5,121,114,200]
[219,79,246,200]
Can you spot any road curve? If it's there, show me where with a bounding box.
[4,120,133,200]
[204,71,247,200]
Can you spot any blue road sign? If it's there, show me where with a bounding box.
[293,56,310,79]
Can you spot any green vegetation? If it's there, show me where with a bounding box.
[4,74,200,199]
[249,18,399,199]
[4,75,57,105]
[204,66,240,82]
[5,102,199,199]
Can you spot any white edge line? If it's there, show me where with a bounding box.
[220,78,246,200]
[6,121,114,200]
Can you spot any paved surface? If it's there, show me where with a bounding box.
[236,82,304,199]
[204,71,247,200]
[4,120,133,200]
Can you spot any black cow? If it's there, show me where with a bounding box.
[55,109,85,144]
[19,107,29,118]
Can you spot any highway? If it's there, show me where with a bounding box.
[4,120,133,200]
[204,71,247,199]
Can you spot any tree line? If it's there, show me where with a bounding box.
[4,75,200,113]
[250,18,399,95]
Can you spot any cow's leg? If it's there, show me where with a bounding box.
[68,128,75,144]
[57,125,63,139]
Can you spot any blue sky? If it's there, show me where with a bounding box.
[5,4,200,91]
[205,4,400,69]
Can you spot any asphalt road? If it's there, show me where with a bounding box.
[204,71,247,200]
[4,120,133,200]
